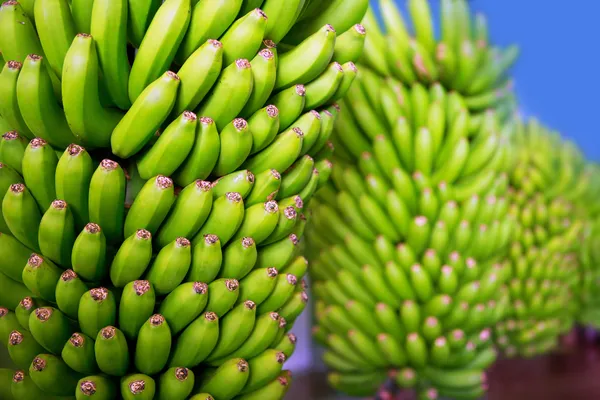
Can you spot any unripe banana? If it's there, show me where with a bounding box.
[220,8,268,66]
[333,24,366,64]
[157,367,195,400]
[173,39,223,117]
[37,200,75,268]
[61,332,98,375]
[22,254,61,302]
[114,280,155,342]
[174,117,221,186]
[235,268,278,307]
[29,354,82,396]
[205,278,240,317]
[21,138,57,212]
[268,84,306,131]
[7,329,45,369]
[194,192,245,246]
[28,307,73,355]
[213,118,254,177]
[112,71,181,159]
[212,169,255,199]
[145,238,192,295]
[88,159,126,244]
[176,0,242,64]
[0,131,27,174]
[195,358,250,400]
[11,369,49,399]
[241,49,277,118]
[71,223,107,282]
[76,375,117,400]
[235,371,290,400]
[206,300,257,362]
[128,0,190,102]
[0,62,35,140]
[255,234,300,270]
[55,270,87,319]
[95,326,129,376]
[0,232,31,283]
[62,34,124,148]
[14,297,39,330]
[0,307,20,343]
[187,234,223,283]
[217,237,257,280]
[0,1,43,63]
[78,287,117,339]
[258,273,298,313]
[120,373,156,400]
[169,311,219,368]
[262,0,304,43]
[196,59,254,131]
[124,175,175,238]
[55,145,92,229]
[159,281,209,334]
[243,127,304,175]
[109,229,153,288]
[134,314,171,375]
[136,112,198,180]
[16,55,79,147]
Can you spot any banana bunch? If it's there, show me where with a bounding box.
[492,117,585,358]
[304,61,515,398]
[359,0,518,123]
[0,0,370,398]
[571,164,600,328]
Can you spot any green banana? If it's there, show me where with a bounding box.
[127,0,190,102]
[213,118,254,177]
[173,39,224,117]
[90,0,130,109]
[187,234,223,283]
[159,281,209,334]
[124,175,175,238]
[21,138,57,212]
[76,375,117,400]
[109,229,153,288]
[237,267,279,306]
[174,117,220,186]
[71,223,107,282]
[7,329,45,369]
[332,24,366,64]
[55,145,93,230]
[95,326,129,376]
[274,24,336,90]
[16,55,78,147]
[205,278,240,317]
[88,159,126,244]
[34,0,76,79]
[55,270,87,320]
[28,307,73,355]
[37,200,75,268]
[169,311,219,368]
[220,8,268,66]
[196,58,254,131]
[29,354,82,396]
[206,300,257,362]
[78,287,117,339]
[268,84,306,131]
[22,254,61,302]
[243,126,304,174]
[0,1,43,63]
[62,332,98,375]
[136,111,197,180]
[118,280,156,340]
[194,192,245,246]
[62,34,124,148]
[135,314,171,375]
[121,374,156,400]
[241,49,277,118]
[145,237,192,295]
[195,358,250,400]
[112,71,181,159]
[157,367,195,400]
[176,0,242,64]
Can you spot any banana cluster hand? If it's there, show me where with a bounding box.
[0,0,369,398]
[305,66,514,396]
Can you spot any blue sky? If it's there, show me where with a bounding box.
[371,0,600,161]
